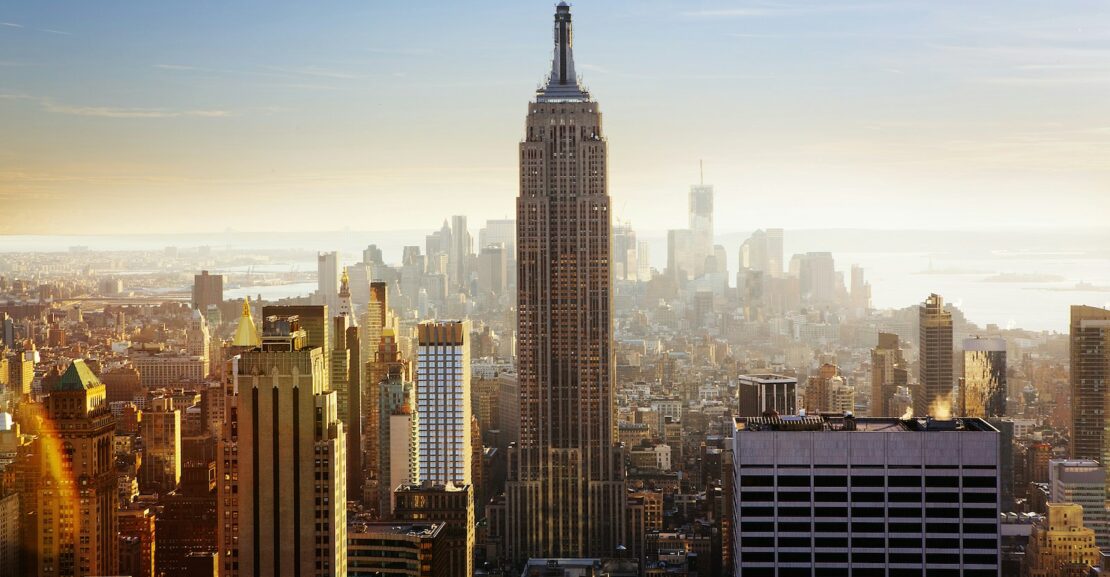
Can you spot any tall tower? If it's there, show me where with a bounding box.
[506,2,625,564]
[337,267,356,324]
[688,173,714,278]
[318,251,339,313]
[916,293,954,417]
[415,320,471,486]
[20,360,118,577]
[222,313,347,577]
[1070,305,1110,462]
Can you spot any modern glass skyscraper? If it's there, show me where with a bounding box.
[960,336,1007,418]
[504,2,625,564]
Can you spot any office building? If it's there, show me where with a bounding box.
[688,176,714,279]
[733,414,1001,576]
[346,520,448,577]
[961,336,1007,418]
[450,215,472,291]
[394,482,474,577]
[368,327,410,511]
[318,251,340,313]
[796,251,836,304]
[611,220,638,283]
[118,507,156,577]
[870,332,908,418]
[0,491,18,577]
[479,218,517,263]
[1024,503,1100,577]
[505,3,626,563]
[139,395,182,494]
[737,374,798,417]
[415,320,471,486]
[1070,305,1110,463]
[344,324,363,505]
[19,360,118,577]
[219,313,347,577]
[667,228,695,284]
[1048,459,1110,550]
[192,270,223,311]
[478,244,508,297]
[378,351,417,516]
[916,293,954,418]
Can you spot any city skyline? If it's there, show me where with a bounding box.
[4,1,1110,234]
[2,3,1109,576]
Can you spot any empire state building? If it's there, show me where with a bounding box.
[504,2,626,564]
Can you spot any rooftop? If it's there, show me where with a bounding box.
[735,414,998,433]
[56,359,102,391]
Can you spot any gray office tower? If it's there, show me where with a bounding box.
[733,414,1000,577]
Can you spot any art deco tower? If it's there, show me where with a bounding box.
[505,2,625,564]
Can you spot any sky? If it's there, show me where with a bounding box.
[2,1,1109,235]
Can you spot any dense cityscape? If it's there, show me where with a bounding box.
[2,3,1110,577]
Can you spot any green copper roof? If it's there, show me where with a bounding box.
[56,359,101,391]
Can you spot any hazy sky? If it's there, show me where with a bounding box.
[2,1,1109,235]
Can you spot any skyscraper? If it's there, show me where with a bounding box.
[222,313,347,577]
[870,332,908,417]
[450,215,472,291]
[961,336,1007,418]
[20,360,118,577]
[192,270,223,311]
[318,251,339,313]
[505,3,625,563]
[688,179,714,278]
[916,293,954,417]
[733,414,1001,576]
[139,395,182,494]
[415,320,471,486]
[1070,305,1110,463]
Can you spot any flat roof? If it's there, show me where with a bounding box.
[735,415,998,433]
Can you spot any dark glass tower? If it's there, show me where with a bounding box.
[504,2,625,565]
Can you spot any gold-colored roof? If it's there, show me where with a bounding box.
[232,297,261,347]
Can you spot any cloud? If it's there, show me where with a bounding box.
[264,65,359,79]
[0,92,233,118]
[41,100,232,118]
[40,28,70,36]
[682,2,910,18]
[0,22,23,28]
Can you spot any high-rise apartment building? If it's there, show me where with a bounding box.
[870,332,908,417]
[961,336,1007,418]
[916,293,954,418]
[415,320,471,486]
[20,360,118,577]
[1070,305,1110,463]
[733,414,1001,576]
[505,3,625,563]
[139,395,181,494]
[1048,459,1110,550]
[192,270,223,311]
[219,313,347,577]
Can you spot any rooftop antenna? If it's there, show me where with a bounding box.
[699,159,704,186]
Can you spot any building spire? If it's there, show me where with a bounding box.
[537,2,589,102]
